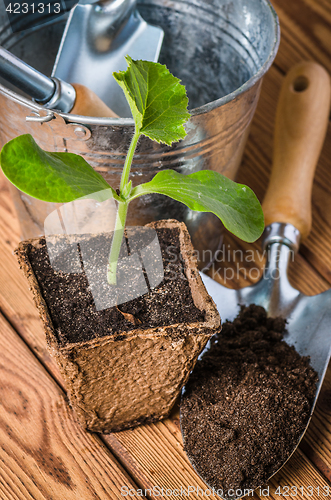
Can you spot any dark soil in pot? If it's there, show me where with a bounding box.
[27,226,205,346]
[15,219,220,432]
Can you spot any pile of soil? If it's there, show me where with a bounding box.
[180,304,318,496]
[27,227,204,346]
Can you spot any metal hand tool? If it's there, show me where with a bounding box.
[52,0,164,117]
[0,46,117,117]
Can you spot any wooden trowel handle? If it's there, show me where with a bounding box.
[70,83,119,118]
[262,61,331,240]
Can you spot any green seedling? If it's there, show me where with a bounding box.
[0,56,264,285]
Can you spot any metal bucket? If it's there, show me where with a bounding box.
[0,0,279,268]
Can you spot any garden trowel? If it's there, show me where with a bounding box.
[0,46,118,117]
[52,0,164,117]
[185,61,331,497]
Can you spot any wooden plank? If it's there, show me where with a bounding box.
[2,4,331,492]
[301,360,331,483]
[269,449,331,499]
[0,173,21,250]
[0,172,66,383]
[235,1,331,287]
[0,190,329,499]
[0,176,330,498]
[265,0,331,78]
[273,0,331,73]
[0,312,143,500]
[300,0,331,20]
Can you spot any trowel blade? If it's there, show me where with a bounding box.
[200,270,331,391]
[52,5,164,117]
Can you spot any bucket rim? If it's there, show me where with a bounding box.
[0,0,280,127]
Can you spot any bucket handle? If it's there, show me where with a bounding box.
[26,110,54,123]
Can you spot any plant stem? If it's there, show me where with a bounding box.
[107,129,140,285]
[107,201,129,285]
[120,130,140,193]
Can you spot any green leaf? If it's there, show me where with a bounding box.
[113,57,190,145]
[129,170,264,242]
[0,134,117,203]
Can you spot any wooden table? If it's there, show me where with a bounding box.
[1,0,331,498]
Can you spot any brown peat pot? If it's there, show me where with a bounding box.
[15,219,220,432]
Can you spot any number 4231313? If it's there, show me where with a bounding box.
[274,485,330,497]
[5,3,61,14]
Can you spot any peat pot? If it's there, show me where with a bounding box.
[15,219,221,432]
[0,0,279,268]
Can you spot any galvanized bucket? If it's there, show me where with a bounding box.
[0,0,279,268]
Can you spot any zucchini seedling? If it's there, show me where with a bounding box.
[0,57,264,285]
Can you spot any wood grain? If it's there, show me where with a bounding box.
[0,312,143,500]
[1,179,330,498]
[1,169,331,499]
[269,449,331,498]
[301,361,331,483]
[0,172,62,383]
[2,0,331,495]
[0,173,21,250]
[274,0,331,74]
[236,1,331,287]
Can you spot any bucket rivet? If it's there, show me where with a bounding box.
[74,126,88,138]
